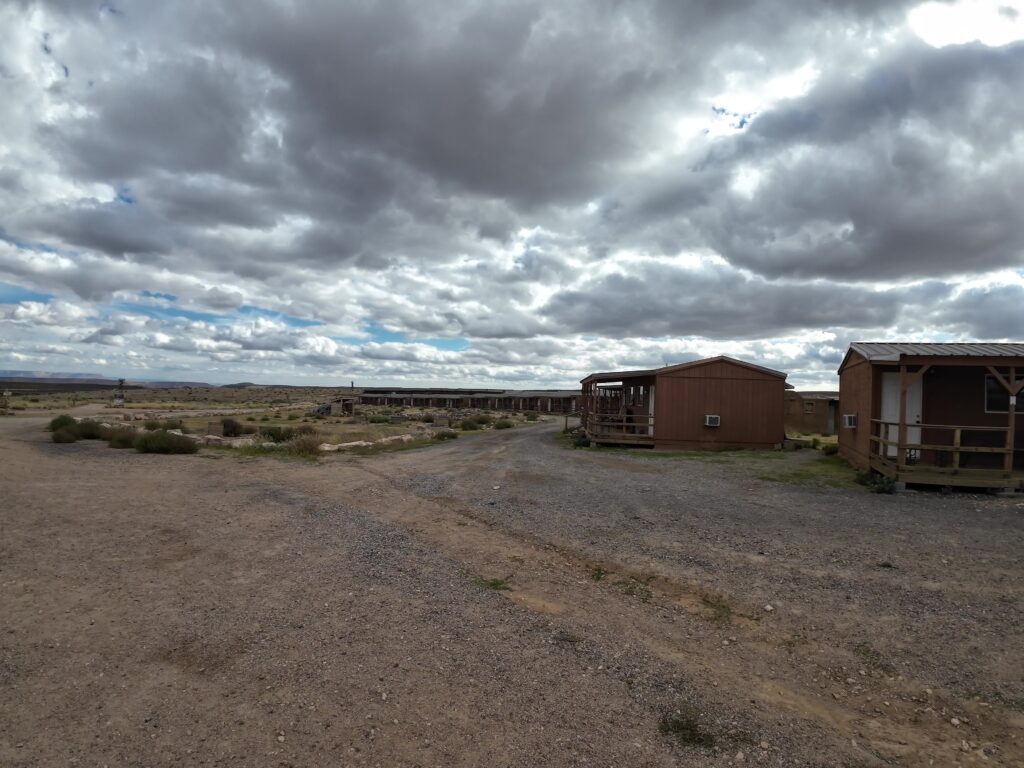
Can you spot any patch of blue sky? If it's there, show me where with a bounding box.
[140,290,177,302]
[0,282,53,304]
[116,301,224,324]
[115,187,135,205]
[339,324,469,351]
[0,229,61,254]
[236,305,323,328]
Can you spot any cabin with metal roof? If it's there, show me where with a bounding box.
[580,356,788,450]
[837,342,1024,489]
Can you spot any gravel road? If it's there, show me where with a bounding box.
[2,414,1021,766]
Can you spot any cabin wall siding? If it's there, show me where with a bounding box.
[653,362,785,449]
[838,354,873,469]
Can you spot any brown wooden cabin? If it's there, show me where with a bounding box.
[837,342,1024,490]
[580,356,788,450]
[785,391,839,436]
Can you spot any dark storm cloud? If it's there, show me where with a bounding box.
[683,41,1024,280]
[543,263,952,339]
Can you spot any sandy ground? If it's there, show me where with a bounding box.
[1,412,1022,767]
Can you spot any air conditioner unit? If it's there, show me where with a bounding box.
[704,414,721,427]
[842,414,857,429]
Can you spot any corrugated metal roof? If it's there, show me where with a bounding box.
[791,390,839,400]
[581,356,788,384]
[851,342,1024,360]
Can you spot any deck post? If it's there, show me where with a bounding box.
[1007,366,1016,475]
[897,365,908,467]
[953,428,961,469]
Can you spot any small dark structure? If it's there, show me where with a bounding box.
[838,342,1024,489]
[580,356,788,450]
[785,391,839,436]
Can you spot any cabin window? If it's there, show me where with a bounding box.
[984,375,1009,413]
[803,401,815,414]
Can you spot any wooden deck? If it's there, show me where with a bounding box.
[583,412,655,447]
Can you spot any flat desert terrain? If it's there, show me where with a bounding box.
[2,411,1022,767]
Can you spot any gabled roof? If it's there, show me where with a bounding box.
[581,355,788,384]
[839,342,1024,374]
[851,342,1024,360]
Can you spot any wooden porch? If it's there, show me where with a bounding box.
[580,376,656,446]
[866,362,1024,490]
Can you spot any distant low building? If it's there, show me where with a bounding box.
[785,391,839,436]
[356,388,579,413]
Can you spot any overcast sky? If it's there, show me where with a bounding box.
[2,0,1022,388]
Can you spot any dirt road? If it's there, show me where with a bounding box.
[2,415,1021,766]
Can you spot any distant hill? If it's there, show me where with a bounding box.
[0,370,210,389]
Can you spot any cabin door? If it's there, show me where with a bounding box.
[880,373,923,458]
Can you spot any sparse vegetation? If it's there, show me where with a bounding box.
[259,425,296,443]
[134,429,198,454]
[590,567,607,581]
[525,411,539,421]
[73,420,105,440]
[821,443,840,456]
[368,415,390,424]
[856,470,897,494]
[701,594,733,623]
[221,417,244,437]
[658,708,716,748]
[433,430,458,441]
[51,427,79,443]
[617,579,652,601]
[854,642,896,676]
[460,419,481,431]
[106,428,138,449]
[757,455,856,488]
[494,419,514,429]
[472,575,510,590]
[420,413,435,423]
[48,414,76,432]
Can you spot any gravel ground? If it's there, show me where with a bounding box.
[2,414,1022,767]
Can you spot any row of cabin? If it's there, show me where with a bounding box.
[578,343,1024,490]
[351,388,579,413]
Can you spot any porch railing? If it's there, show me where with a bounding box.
[869,419,1014,474]
[585,411,655,441]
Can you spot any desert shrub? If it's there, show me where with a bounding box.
[48,414,76,432]
[420,413,435,423]
[572,434,591,448]
[134,429,198,454]
[433,430,458,441]
[294,425,319,436]
[525,411,539,421]
[52,427,79,443]
[162,418,184,432]
[106,428,138,449]
[287,413,299,420]
[28,397,40,402]
[856,469,896,494]
[460,419,481,431]
[221,417,243,437]
[75,420,105,440]
[143,419,162,431]
[811,437,821,448]
[494,419,514,429]
[282,434,322,457]
[246,416,256,422]
[368,415,390,424]
[821,443,839,456]
[474,413,493,425]
[260,425,296,443]
[260,415,270,422]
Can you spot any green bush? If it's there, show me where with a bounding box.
[433,430,458,441]
[246,416,256,422]
[294,425,319,436]
[75,420,105,440]
[368,415,390,424]
[494,419,514,429]
[134,430,198,454]
[106,428,138,449]
[460,419,481,431]
[821,443,839,456]
[260,415,270,422]
[855,469,896,494]
[48,414,77,432]
[572,434,591,448]
[811,437,821,448]
[260,425,296,443]
[287,412,299,420]
[420,414,435,423]
[143,419,162,431]
[282,434,322,458]
[525,411,539,421]
[474,414,493,425]
[52,426,79,443]
[221,417,243,437]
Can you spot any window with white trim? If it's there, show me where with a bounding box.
[984,375,1009,413]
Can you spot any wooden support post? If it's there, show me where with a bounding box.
[953,428,961,470]
[898,365,908,467]
[1007,366,1016,475]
